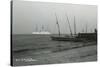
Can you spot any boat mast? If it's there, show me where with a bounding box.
[82,28,84,33]
[42,25,44,31]
[36,24,38,32]
[66,14,73,36]
[86,24,87,33]
[74,16,76,35]
[55,13,61,36]
[47,25,49,32]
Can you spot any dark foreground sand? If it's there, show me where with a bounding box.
[13,44,97,66]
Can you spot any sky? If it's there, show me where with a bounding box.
[12,0,97,34]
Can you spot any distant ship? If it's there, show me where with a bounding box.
[32,31,51,34]
[32,25,51,35]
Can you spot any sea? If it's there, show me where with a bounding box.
[12,34,97,66]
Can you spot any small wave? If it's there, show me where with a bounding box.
[13,49,31,53]
[13,46,51,53]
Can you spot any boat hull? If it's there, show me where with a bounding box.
[51,36,83,42]
[51,33,97,42]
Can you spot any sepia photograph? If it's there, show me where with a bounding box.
[11,0,97,66]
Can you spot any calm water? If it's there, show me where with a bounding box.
[12,34,75,53]
[12,34,97,66]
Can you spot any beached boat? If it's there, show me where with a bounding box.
[51,32,97,42]
[51,13,77,41]
[51,36,83,42]
[51,13,97,42]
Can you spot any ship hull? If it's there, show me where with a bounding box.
[51,33,97,42]
[51,36,83,42]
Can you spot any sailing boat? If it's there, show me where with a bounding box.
[32,25,51,35]
[51,13,76,41]
[32,24,40,34]
[51,14,85,42]
[50,12,97,41]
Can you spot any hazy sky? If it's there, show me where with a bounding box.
[12,0,97,34]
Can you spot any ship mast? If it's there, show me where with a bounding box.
[55,13,61,36]
[86,24,87,33]
[66,14,73,36]
[74,16,76,35]
[42,25,44,31]
[35,24,38,32]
